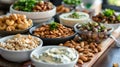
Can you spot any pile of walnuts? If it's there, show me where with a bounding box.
[0,14,32,31]
[59,40,102,64]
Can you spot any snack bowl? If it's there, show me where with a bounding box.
[74,22,114,43]
[0,14,33,36]
[30,46,79,67]
[59,12,89,27]
[29,23,76,45]
[10,5,56,23]
[0,35,43,62]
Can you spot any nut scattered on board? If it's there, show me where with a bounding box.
[113,63,119,67]
[59,40,102,64]
[0,14,32,31]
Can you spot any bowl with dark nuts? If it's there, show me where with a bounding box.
[74,22,114,43]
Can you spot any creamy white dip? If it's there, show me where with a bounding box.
[33,47,77,64]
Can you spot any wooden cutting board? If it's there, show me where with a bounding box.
[0,26,120,67]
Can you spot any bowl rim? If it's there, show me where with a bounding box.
[30,46,79,65]
[10,4,56,13]
[74,22,114,35]
[59,12,89,21]
[29,23,77,39]
[0,23,33,32]
[0,35,43,52]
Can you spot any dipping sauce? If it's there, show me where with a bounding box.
[32,47,77,64]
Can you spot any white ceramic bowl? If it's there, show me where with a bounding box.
[59,12,89,27]
[30,46,79,67]
[10,5,56,23]
[0,35,43,62]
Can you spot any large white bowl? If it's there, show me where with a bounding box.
[59,12,89,27]
[30,46,79,67]
[0,35,43,62]
[10,5,56,23]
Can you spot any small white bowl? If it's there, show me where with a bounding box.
[30,46,79,67]
[10,5,56,23]
[0,35,43,62]
[59,12,89,27]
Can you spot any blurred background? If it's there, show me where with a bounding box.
[0,0,120,15]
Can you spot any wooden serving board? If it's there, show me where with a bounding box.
[0,26,120,67]
[78,26,120,67]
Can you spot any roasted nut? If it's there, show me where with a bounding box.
[78,48,84,52]
[80,41,84,48]
[78,59,84,64]
[79,55,88,62]
[94,48,98,53]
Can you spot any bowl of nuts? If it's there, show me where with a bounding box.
[0,14,33,36]
[0,34,43,62]
[29,22,76,45]
[10,0,56,23]
[92,9,120,29]
[74,22,114,43]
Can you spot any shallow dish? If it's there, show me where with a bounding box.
[0,35,43,62]
[29,23,76,45]
[30,46,79,67]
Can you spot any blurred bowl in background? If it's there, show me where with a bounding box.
[59,12,89,27]
[10,5,56,23]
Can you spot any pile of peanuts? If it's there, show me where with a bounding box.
[33,1,53,12]
[0,34,40,51]
[59,40,102,64]
[57,5,70,13]
[33,23,74,38]
[0,14,32,31]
